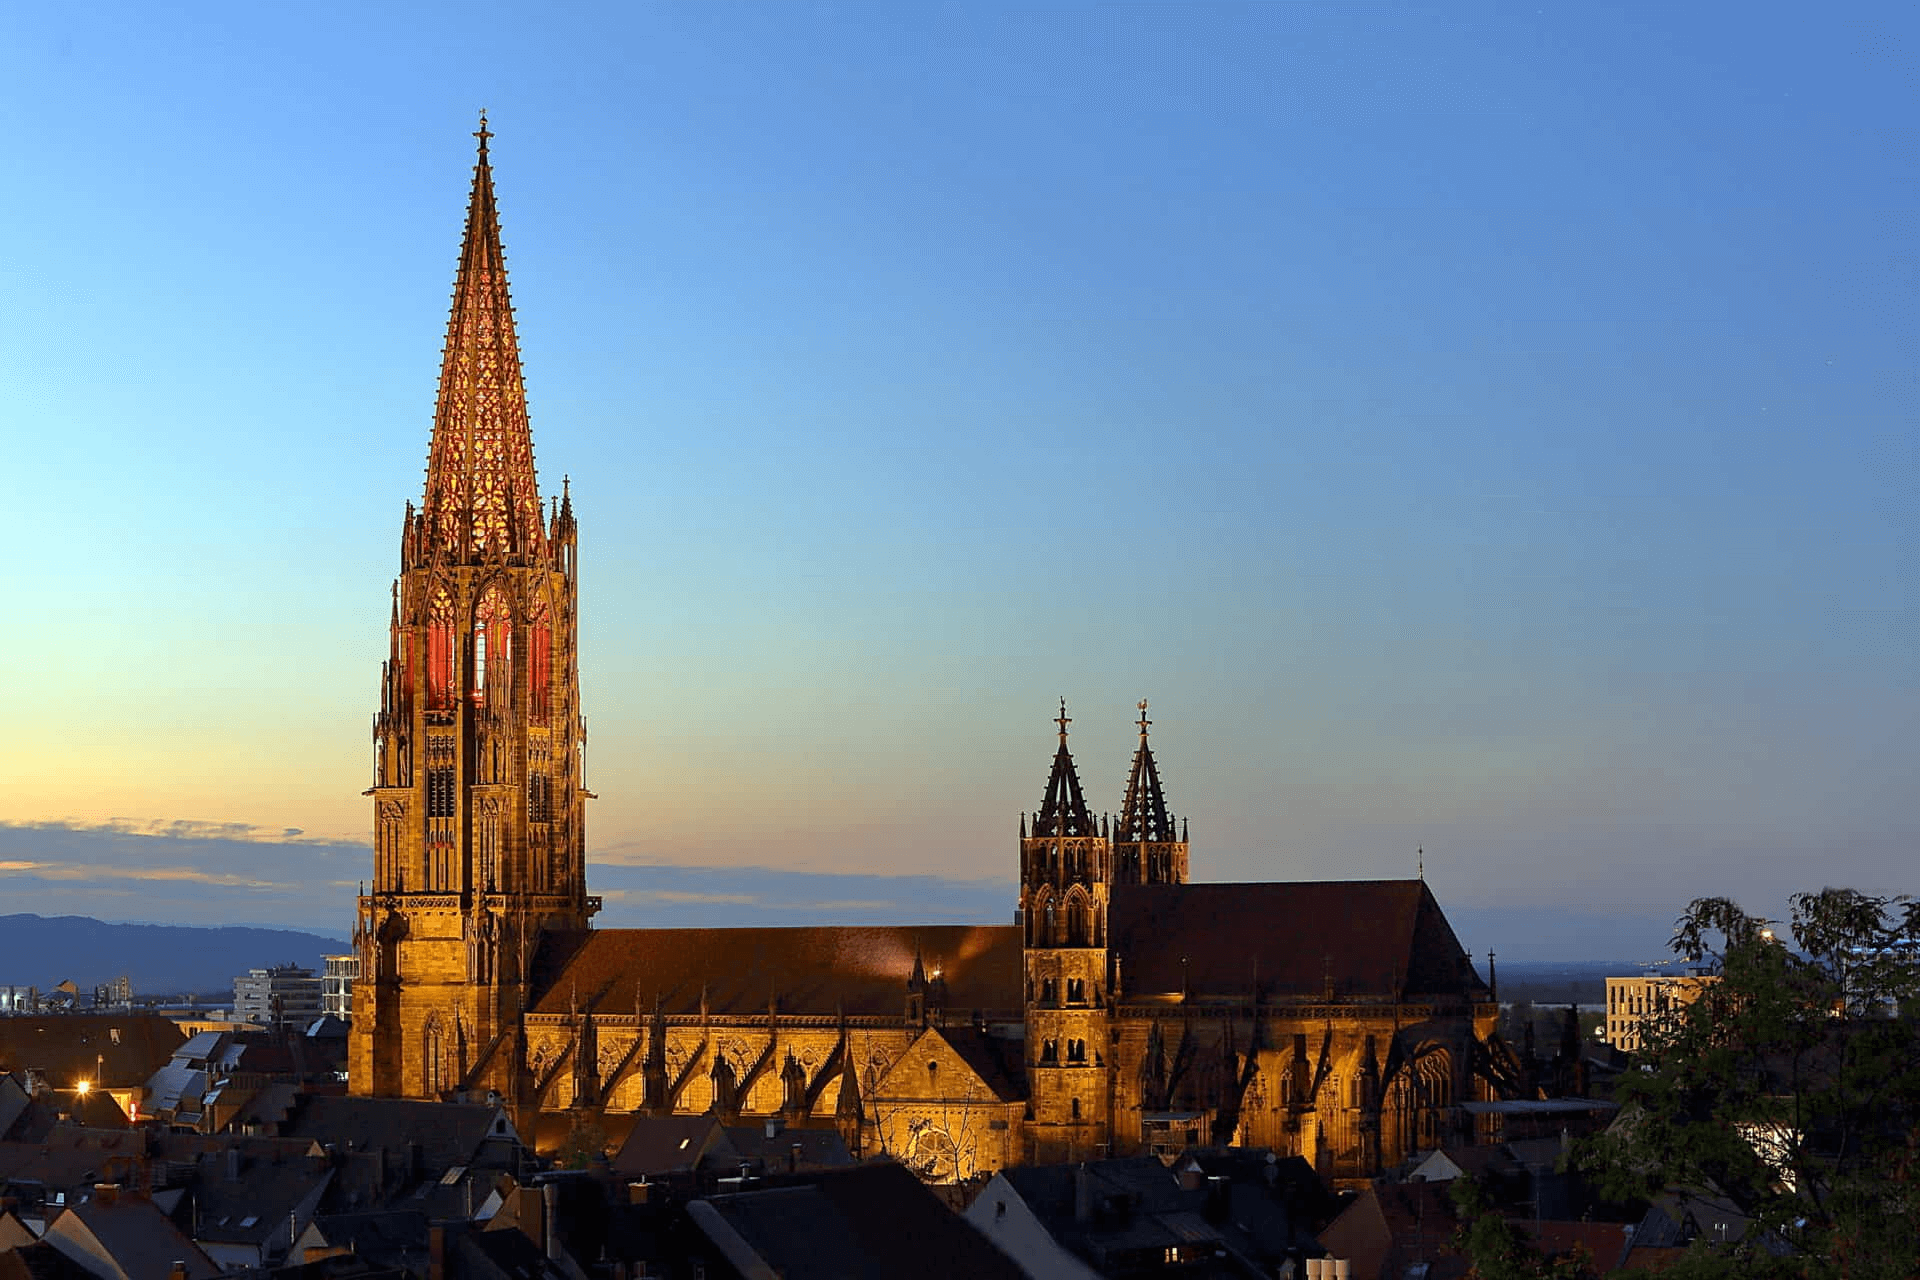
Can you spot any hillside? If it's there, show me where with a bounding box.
[0,914,346,997]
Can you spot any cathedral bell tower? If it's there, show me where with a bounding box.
[1020,701,1113,1162]
[350,117,596,1099]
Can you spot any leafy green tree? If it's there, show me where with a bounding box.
[1579,889,1920,1278]
[1448,1176,1597,1279]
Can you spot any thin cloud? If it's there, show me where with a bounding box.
[0,858,293,891]
[599,889,761,906]
[3,817,359,846]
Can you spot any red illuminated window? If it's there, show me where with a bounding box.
[426,587,455,711]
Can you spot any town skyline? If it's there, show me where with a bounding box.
[3,4,1914,960]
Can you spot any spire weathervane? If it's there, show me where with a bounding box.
[1055,697,1071,745]
[474,109,492,155]
[1137,699,1151,737]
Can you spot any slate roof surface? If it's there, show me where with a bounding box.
[608,1115,721,1178]
[0,1209,35,1250]
[713,1124,853,1173]
[49,1194,221,1279]
[1109,881,1489,1001]
[281,1097,513,1175]
[0,1078,32,1142]
[697,1162,1027,1280]
[185,1153,331,1246]
[0,1018,186,1088]
[303,1209,430,1269]
[0,1139,126,1195]
[453,1222,572,1279]
[0,1242,96,1280]
[930,1025,1028,1102]
[529,925,1024,1018]
[1317,1180,1472,1280]
[996,1155,1315,1276]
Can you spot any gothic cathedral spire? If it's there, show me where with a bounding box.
[353,117,594,1101]
[1113,699,1188,885]
[422,111,543,559]
[1034,698,1095,838]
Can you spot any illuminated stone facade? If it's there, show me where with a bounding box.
[349,116,594,1101]
[355,123,1515,1180]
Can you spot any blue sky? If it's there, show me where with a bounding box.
[0,2,1914,958]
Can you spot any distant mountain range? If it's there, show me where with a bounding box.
[0,912,1647,1006]
[0,914,347,998]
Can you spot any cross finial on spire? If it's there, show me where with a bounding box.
[474,109,492,155]
[1055,697,1071,744]
[1137,699,1151,738]
[1417,846,1425,880]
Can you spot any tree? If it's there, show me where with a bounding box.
[1578,888,1920,1278]
[1448,1176,1596,1280]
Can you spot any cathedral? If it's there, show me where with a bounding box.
[350,122,1515,1181]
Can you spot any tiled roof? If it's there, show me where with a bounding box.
[48,1194,220,1279]
[1318,1180,1471,1280]
[282,1097,513,1175]
[714,1124,853,1174]
[0,1241,97,1280]
[608,1115,722,1178]
[529,926,1023,1018]
[0,1017,185,1089]
[1109,881,1489,1001]
[696,1162,1028,1280]
[184,1151,331,1245]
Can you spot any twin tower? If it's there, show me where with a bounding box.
[1018,701,1190,1148]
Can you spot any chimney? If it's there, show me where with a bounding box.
[429,1225,446,1280]
[225,1148,241,1182]
[1178,1162,1203,1192]
[168,1264,188,1280]
[1073,1164,1093,1224]
[789,1142,802,1173]
[1202,1175,1229,1224]
[543,1181,561,1263]
[93,1184,119,1207]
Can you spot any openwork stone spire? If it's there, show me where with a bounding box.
[423,111,542,557]
[1033,698,1095,838]
[1116,699,1175,843]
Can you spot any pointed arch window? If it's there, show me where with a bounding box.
[528,597,552,724]
[423,1016,446,1096]
[426,586,456,712]
[1065,893,1091,947]
[474,585,512,708]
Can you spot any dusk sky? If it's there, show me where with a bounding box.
[2,3,1914,960]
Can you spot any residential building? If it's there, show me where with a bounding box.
[966,1151,1329,1278]
[1604,972,1715,1053]
[321,954,357,1021]
[232,965,322,1031]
